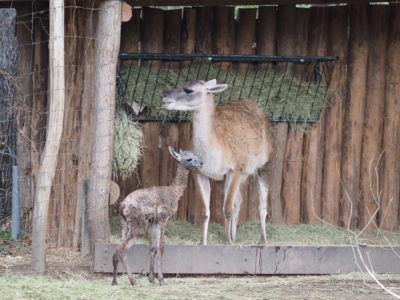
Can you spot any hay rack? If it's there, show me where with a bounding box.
[117,53,338,123]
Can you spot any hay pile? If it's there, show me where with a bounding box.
[112,107,143,180]
[118,59,329,125]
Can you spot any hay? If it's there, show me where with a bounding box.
[118,59,329,127]
[112,107,143,179]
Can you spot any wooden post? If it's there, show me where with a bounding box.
[87,0,121,253]
[32,0,65,273]
[72,4,97,249]
[340,4,369,229]
[301,7,328,224]
[321,6,347,226]
[380,4,400,231]
[359,5,390,232]
[15,6,34,224]
[281,8,310,225]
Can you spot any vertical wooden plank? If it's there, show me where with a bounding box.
[178,8,196,221]
[340,4,369,229]
[322,6,348,226]
[73,3,97,249]
[380,4,400,231]
[160,9,182,194]
[142,7,164,71]
[281,8,310,225]
[195,7,213,54]
[235,8,257,225]
[359,5,390,232]
[210,6,235,226]
[182,8,196,55]
[301,7,328,224]
[15,6,34,222]
[269,5,297,224]
[177,122,192,221]
[139,122,161,188]
[255,6,277,222]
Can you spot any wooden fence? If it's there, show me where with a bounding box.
[118,4,400,231]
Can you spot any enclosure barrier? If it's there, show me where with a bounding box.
[117,53,337,123]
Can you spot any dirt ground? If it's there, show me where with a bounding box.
[1,248,400,300]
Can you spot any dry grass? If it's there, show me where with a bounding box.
[1,270,399,300]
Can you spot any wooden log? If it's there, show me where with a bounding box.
[207,6,235,226]
[139,122,161,188]
[340,4,369,229]
[32,0,65,273]
[120,9,140,53]
[301,7,328,224]
[15,6,34,226]
[142,7,164,70]
[72,5,97,249]
[87,0,121,253]
[269,5,296,225]
[321,7,347,226]
[380,4,400,231]
[164,9,182,69]
[359,5,390,232]
[281,8,310,225]
[195,7,213,54]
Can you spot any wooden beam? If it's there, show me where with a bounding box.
[95,243,400,274]
[1,0,393,6]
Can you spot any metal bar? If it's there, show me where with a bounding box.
[119,53,338,63]
[239,63,250,99]
[131,116,320,123]
[11,165,20,240]
[81,179,89,257]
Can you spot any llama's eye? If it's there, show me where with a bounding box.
[187,158,192,162]
[184,88,194,94]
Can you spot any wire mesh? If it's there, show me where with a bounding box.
[117,53,337,123]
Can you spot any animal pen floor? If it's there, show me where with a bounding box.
[0,249,400,300]
[1,221,400,299]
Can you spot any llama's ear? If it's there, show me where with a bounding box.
[205,79,228,93]
[168,146,180,161]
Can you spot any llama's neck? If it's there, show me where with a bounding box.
[192,94,218,152]
[170,164,190,198]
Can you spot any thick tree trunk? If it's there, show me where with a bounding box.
[87,0,121,253]
[32,0,65,273]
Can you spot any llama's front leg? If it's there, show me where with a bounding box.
[230,186,243,242]
[149,223,161,284]
[257,175,269,245]
[223,170,242,245]
[196,173,211,245]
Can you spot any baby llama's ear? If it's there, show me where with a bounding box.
[168,146,180,161]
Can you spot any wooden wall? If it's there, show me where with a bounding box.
[119,4,400,231]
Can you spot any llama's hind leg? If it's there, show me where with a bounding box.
[223,170,242,245]
[157,220,167,285]
[149,223,161,284]
[257,174,269,245]
[112,235,137,286]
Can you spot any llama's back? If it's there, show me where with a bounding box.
[215,99,273,173]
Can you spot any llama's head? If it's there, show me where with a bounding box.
[162,79,228,111]
[168,147,203,170]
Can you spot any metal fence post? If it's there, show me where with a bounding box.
[81,179,90,256]
[11,165,20,240]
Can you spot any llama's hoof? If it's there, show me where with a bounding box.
[224,239,233,246]
[259,240,267,246]
[148,276,155,284]
[159,279,165,286]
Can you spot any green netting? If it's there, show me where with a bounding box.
[117,58,330,126]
